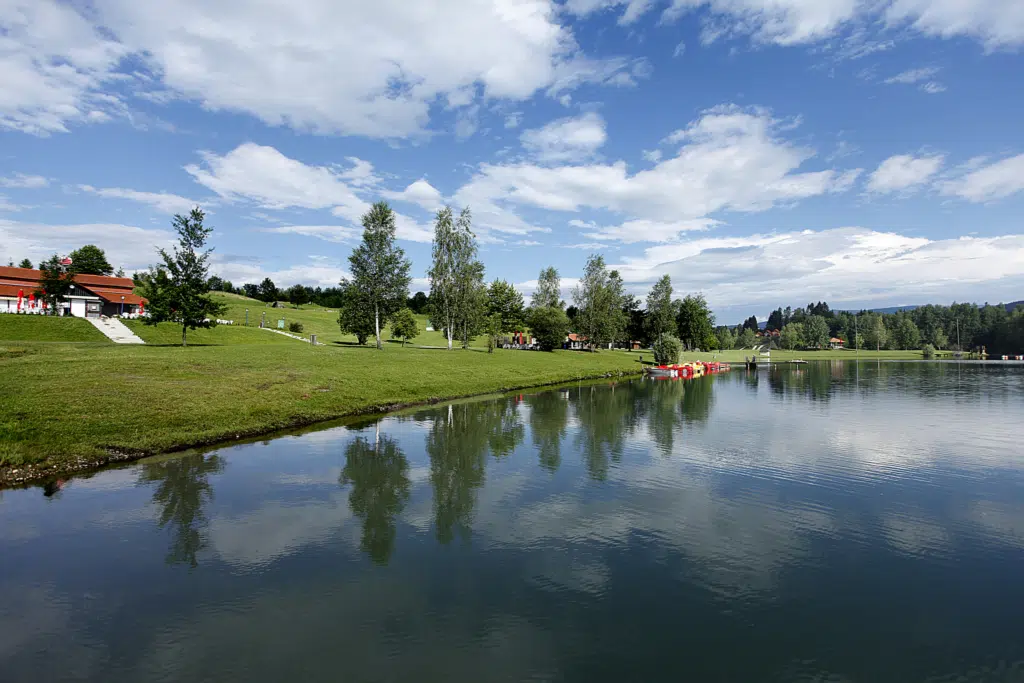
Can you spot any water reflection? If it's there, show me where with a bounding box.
[339,427,410,565]
[138,453,224,567]
[3,363,1024,683]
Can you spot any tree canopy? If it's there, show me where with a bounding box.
[645,274,675,342]
[69,244,114,276]
[346,202,412,350]
[140,208,225,346]
[676,293,715,351]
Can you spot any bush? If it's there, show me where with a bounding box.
[529,306,570,351]
[288,321,304,333]
[652,334,682,365]
[922,343,936,359]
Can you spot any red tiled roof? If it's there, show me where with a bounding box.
[89,288,147,305]
[0,267,143,303]
[830,337,844,343]
[0,266,135,291]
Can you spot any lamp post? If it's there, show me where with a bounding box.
[69,284,75,317]
[120,295,125,317]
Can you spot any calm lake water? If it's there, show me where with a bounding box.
[2,361,1024,682]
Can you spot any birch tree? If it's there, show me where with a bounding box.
[533,266,563,310]
[429,206,481,350]
[346,202,411,350]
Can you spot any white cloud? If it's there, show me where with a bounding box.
[0,219,173,270]
[259,225,362,244]
[611,227,1024,313]
[504,112,523,129]
[866,153,944,194]
[642,149,662,163]
[0,196,25,212]
[938,154,1024,202]
[457,105,861,244]
[78,185,201,214]
[0,0,638,138]
[673,40,687,57]
[883,67,940,84]
[0,173,49,189]
[567,0,1024,48]
[885,0,1024,49]
[883,66,946,93]
[0,1,128,134]
[520,112,608,163]
[382,179,444,213]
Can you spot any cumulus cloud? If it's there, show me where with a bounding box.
[1,0,637,138]
[520,112,608,163]
[0,219,174,270]
[456,106,861,244]
[938,154,1024,202]
[610,227,1024,314]
[866,153,945,194]
[382,179,444,213]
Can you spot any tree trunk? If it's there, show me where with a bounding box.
[182,325,187,347]
[375,305,381,350]
[447,315,453,351]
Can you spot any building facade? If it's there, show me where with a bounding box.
[0,267,146,317]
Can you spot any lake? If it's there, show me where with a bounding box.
[2,361,1023,682]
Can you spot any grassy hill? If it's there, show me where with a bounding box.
[0,315,109,343]
[209,292,487,348]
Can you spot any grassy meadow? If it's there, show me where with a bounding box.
[1,300,940,484]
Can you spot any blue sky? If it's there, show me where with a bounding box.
[2,0,1023,323]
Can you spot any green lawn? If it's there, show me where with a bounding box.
[0,342,643,478]
[0,315,109,343]
[122,319,295,346]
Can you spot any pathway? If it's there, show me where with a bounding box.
[87,317,146,344]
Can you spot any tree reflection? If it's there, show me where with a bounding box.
[339,429,411,565]
[528,390,570,473]
[140,453,224,568]
[426,399,525,543]
[572,383,641,481]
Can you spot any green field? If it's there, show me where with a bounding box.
[210,292,487,348]
[0,339,643,480]
[0,309,939,484]
[0,315,108,343]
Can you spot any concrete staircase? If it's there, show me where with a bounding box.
[88,317,146,344]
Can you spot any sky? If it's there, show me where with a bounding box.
[1,0,1023,323]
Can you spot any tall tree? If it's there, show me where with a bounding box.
[530,306,570,351]
[572,255,626,350]
[780,322,805,350]
[337,280,376,345]
[742,315,759,332]
[140,208,225,347]
[18,258,32,269]
[533,266,563,310]
[429,206,480,350]
[69,244,114,276]
[35,255,76,315]
[623,294,647,345]
[804,315,830,349]
[257,277,278,303]
[347,202,412,350]
[766,307,784,331]
[408,291,429,314]
[892,316,921,350]
[676,293,715,351]
[487,279,526,338]
[645,274,675,342]
[716,325,736,351]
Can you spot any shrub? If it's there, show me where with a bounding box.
[922,343,936,359]
[652,334,682,365]
[288,321,304,334]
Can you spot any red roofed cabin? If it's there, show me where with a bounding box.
[0,267,146,318]
[830,337,845,349]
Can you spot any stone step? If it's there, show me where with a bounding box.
[87,317,146,344]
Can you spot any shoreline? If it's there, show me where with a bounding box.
[0,368,642,489]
